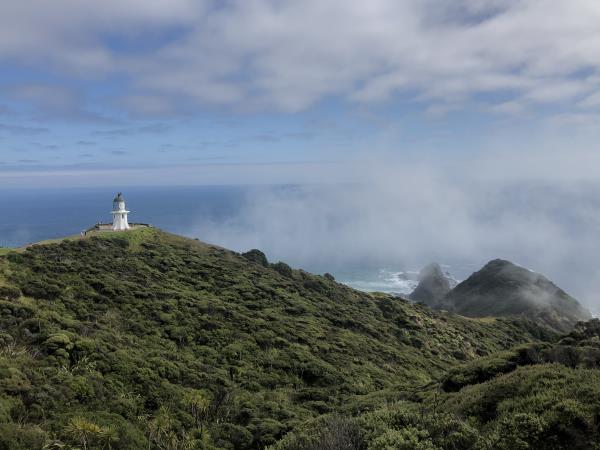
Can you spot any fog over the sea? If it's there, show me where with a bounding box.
[190,147,600,312]
[3,0,600,312]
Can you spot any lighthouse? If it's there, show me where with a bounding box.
[111,192,130,231]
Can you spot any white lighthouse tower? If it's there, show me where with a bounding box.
[111,192,130,231]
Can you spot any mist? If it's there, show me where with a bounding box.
[187,151,600,312]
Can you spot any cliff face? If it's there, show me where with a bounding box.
[0,230,555,449]
[409,262,451,307]
[440,259,592,333]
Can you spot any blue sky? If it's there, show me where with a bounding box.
[1,0,600,186]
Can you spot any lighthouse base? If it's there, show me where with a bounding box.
[83,223,152,234]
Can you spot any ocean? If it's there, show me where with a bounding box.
[5,184,600,309]
[0,185,453,296]
[340,267,460,296]
[0,185,249,248]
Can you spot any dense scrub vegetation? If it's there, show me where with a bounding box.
[275,320,600,449]
[0,228,556,449]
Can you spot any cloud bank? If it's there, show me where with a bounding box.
[2,0,600,115]
[188,148,600,311]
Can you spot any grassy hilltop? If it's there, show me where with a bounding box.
[0,228,597,449]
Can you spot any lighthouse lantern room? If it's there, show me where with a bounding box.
[111,192,130,231]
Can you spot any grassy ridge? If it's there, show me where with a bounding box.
[0,229,556,449]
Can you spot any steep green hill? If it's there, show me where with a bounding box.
[440,259,591,333]
[0,229,555,449]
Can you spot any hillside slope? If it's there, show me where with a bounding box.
[440,259,591,333]
[0,229,556,449]
[274,320,600,449]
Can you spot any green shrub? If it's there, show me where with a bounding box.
[213,423,253,449]
[0,285,20,301]
[369,427,437,450]
[272,262,293,278]
[442,356,517,392]
[0,423,46,450]
[242,249,269,267]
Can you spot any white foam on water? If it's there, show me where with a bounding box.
[340,267,460,296]
[341,268,419,296]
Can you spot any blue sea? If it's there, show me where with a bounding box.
[0,186,249,248]
[3,184,600,313]
[0,185,437,296]
[4,184,597,314]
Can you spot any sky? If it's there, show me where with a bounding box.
[1,0,600,185]
[3,1,600,308]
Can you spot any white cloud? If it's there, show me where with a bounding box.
[579,91,600,108]
[0,0,203,72]
[8,84,78,113]
[185,150,600,309]
[1,1,600,114]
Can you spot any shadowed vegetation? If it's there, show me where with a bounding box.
[275,320,600,450]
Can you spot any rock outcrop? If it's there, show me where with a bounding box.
[409,262,451,307]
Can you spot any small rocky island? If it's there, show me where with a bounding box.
[408,262,452,306]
